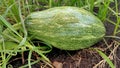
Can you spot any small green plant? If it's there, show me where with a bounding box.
[0,15,52,68]
[0,0,52,68]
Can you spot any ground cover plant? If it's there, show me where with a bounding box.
[0,0,120,68]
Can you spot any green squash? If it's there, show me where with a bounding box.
[25,6,106,50]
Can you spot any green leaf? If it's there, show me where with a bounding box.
[96,49,115,68]
[0,41,18,50]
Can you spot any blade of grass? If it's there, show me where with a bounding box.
[7,0,20,22]
[18,0,27,46]
[96,49,115,68]
[86,0,95,12]
[49,0,52,8]
[28,50,32,68]
[2,2,16,17]
[34,50,50,63]
[19,58,41,68]
[98,0,112,21]
[113,0,120,35]
[0,15,21,38]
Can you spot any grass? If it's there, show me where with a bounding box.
[96,49,115,68]
[0,0,120,68]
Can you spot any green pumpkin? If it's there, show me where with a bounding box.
[25,6,105,50]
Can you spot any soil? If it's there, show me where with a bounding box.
[7,2,120,68]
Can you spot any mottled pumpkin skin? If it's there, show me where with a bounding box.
[25,7,105,50]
